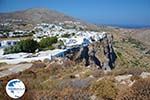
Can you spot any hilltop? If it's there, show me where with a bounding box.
[131,29,150,47]
[0,8,99,31]
[0,8,75,24]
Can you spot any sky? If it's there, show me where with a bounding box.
[0,0,150,26]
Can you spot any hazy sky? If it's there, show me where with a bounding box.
[0,0,150,26]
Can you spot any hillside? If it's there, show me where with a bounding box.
[0,8,99,31]
[0,8,78,31]
[131,29,150,47]
[0,8,76,24]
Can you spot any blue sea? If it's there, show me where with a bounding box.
[107,24,150,29]
[96,23,150,29]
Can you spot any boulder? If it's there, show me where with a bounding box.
[115,74,132,82]
[115,74,133,86]
[140,72,150,78]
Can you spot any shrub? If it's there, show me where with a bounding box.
[61,59,75,68]
[40,79,61,91]
[130,75,141,81]
[46,63,63,75]
[117,78,150,100]
[92,70,105,78]
[90,79,118,100]
[43,58,50,63]
[111,67,146,76]
[32,62,46,68]
[4,39,39,54]
[0,81,9,99]
[117,51,123,58]
[61,33,71,38]
[0,62,7,67]
[48,45,55,50]
[46,88,91,100]
[4,46,20,54]
[21,90,35,100]
[127,37,145,51]
[72,33,76,36]
[39,37,58,48]
[82,69,93,78]
[18,39,39,53]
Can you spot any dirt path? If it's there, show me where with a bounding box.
[0,63,32,78]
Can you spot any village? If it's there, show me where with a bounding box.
[0,22,108,65]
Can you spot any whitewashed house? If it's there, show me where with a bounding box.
[0,40,19,48]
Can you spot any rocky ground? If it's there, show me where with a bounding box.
[0,59,150,100]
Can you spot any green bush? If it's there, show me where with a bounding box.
[48,45,55,50]
[61,33,71,38]
[39,37,58,48]
[4,39,39,54]
[18,39,39,53]
[72,33,75,36]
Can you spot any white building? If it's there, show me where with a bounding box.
[0,40,19,48]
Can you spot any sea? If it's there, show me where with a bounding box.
[111,24,150,29]
[96,24,150,29]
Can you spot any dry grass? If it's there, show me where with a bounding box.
[90,78,118,100]
[110,67,150,76]
[117,78,150,100]
[0,60,91,99]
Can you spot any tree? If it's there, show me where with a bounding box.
[18,39,39,53]
[39,37,58,48]
[61,34,71,38]
[4,39,39,54]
